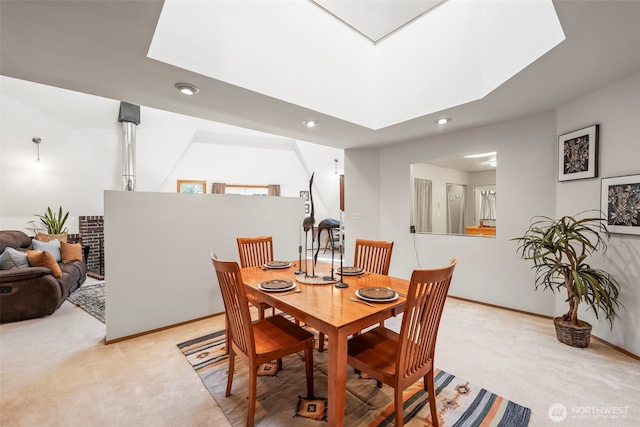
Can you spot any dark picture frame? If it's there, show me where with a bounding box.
[600,174,640,235]
[299,190,310,201]
[558,124,599,181]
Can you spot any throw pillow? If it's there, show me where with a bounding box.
[26,250,62,278]
[32,238,62,262]
[60,242,83,263]
[0,247,30,269]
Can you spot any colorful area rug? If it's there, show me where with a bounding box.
[177,326,531,426]
[67,281,105,323]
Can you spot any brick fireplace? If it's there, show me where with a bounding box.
[79,215,104,279]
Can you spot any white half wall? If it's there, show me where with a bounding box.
[104,190,303,341]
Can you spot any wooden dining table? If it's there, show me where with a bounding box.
[240,260,410,427]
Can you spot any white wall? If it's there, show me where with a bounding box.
[0,76,343,233]
[346,72,640,355]
[104,190,303,341]
[555,72,640,353]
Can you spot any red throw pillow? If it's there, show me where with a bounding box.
[26,250,63,278]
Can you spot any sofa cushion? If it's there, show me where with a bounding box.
[0,247,30,269]
[26,250,62,278]
[32,238,62,262]
[60,242,83,263]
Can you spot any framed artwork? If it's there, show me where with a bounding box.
[177,180,206,193]
[300,190,310,201]
[600,174,640,235]
[558,125,599,181]
[305,203,310,214]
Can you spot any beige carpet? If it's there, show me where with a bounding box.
[1,287,639,426]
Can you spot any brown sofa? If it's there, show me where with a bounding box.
[0,230,87,323]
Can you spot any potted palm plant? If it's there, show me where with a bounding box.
[29,206,69,242]
[513,211,622,348]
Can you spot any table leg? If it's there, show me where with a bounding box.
[327,328,347,427]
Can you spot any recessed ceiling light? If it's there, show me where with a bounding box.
[303,120,319,128]
[434,118,451,125]
[464,152,497,158]
[175,83,199,95]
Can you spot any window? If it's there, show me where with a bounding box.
[177,180,206,193]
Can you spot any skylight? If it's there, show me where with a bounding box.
[148,0,564,130]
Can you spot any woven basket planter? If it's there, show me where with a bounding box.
[35,232,68,243]
[553,316,592,348]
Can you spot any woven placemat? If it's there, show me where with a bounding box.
[295,274,339,285]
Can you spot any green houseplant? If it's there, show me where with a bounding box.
[29,206,69,241]
[513,211,622,348]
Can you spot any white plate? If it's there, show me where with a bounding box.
[258,281,296,292]
[355,289,399,303]
[264,261,292,269]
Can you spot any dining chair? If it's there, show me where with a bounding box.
[318,238,394,352]
[345,259,457,427]
[211,256,315,427]
[353,238,394,275]
[237,236,276,320]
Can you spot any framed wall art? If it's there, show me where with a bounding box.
[600,174,640,235]
[558,124,599,181]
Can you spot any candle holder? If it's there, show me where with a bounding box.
[323,231,336,281]
[295,244,304,274]
[335,219,347,288]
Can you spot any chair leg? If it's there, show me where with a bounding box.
[318,332,325,352]
[304,345,315,399]
[394,387,404,427]
[224,314,230,356]
[247,367,257,427]
[425,370,439,427]
[277,358,283,372]
[226,348,235,397]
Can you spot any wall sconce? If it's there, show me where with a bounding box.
[334,158,339,174]
[32,137,44,169]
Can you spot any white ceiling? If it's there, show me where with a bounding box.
[1,1,639,150]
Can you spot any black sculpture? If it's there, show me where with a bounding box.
[302,173,316,277]
[314,218,341,265]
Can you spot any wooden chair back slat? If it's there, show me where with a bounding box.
[237,236,274,268]
[211,258,255,356]
[397,259,457,383]
[353,239,394,275]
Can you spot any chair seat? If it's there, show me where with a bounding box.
[254,315,314,359]
[347,326,399,379]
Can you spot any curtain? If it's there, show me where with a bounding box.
[267,184,281,196]
[480,190,497,220]
[413,179,432,233]
[446,184,466,234]
[211,183,226,194]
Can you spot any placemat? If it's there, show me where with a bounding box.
[295,274,339,285]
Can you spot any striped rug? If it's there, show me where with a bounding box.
[177,328,531,426]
